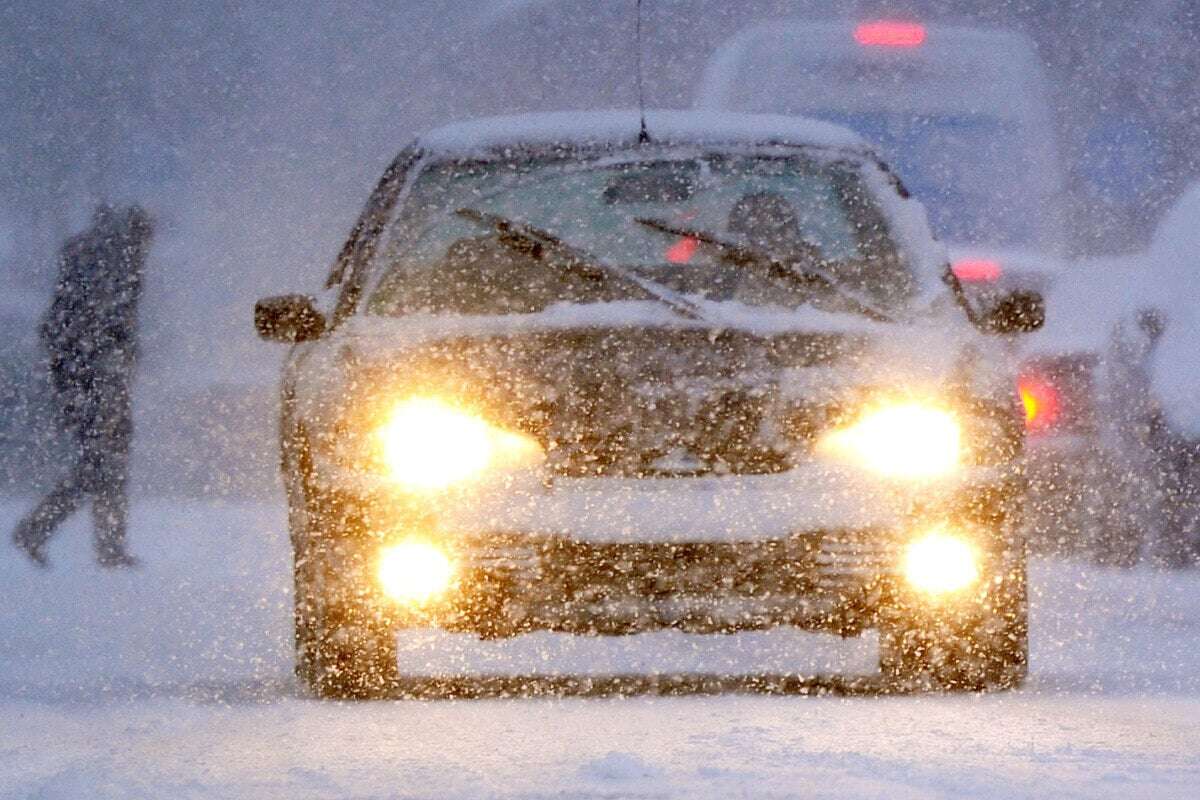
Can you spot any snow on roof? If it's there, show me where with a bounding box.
[1032,183,1200,358]
[416,110,871,156]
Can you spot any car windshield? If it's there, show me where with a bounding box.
[366,150,915,317]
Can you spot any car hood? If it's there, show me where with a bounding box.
[293,302,1009,478]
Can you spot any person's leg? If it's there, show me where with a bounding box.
[92,485,133,566]
[90,394,136,567]
[12,445,88,566]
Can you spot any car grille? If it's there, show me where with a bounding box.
[448,530,895,636]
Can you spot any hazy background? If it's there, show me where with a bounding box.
[2,0,1198,496]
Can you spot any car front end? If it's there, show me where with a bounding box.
[291,311,1027,695]
[260,111,1037,698]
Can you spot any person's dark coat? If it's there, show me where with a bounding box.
[41,205,149,433]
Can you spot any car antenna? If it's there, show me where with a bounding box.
[635,0,651,144]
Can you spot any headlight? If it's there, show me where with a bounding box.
[818,402,961,479]
[376,397,543,491]
[902,529,980,596]
[377,539,455,605]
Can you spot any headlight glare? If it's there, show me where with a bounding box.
[902,529,980,596]
[376,397,542,490]
[377,539,455,606]
[820,402,961,479]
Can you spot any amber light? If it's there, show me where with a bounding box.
[1017,376,1060,432]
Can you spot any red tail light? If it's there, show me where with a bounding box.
[665,236,699,264]
[951,259,1002,283]
[1018,375,1060,432]
[854,21,927,48]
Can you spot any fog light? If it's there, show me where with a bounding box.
[902,529,980,596]
[377,539,455,606]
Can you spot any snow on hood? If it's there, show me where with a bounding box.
[415,110,870,157]
[311,300,992,409]
[344,300,892,345]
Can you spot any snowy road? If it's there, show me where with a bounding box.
[1,499,1198,799]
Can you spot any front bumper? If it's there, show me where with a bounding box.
[303,468,1023,638]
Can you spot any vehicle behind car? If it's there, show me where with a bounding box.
[695,18,1067,285]
[255,111,1042,699]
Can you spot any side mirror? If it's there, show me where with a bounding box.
[981,290,1045,335]
[254,294,326,343]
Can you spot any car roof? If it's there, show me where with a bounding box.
[414,110,872,158]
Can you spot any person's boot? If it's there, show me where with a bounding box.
[12,523,49,568]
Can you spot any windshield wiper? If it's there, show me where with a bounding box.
[456,207,709,322]
[635,217,895,324]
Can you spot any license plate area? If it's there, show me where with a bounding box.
[444,531,891,636]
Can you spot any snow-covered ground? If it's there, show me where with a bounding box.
[1,498,1198,799]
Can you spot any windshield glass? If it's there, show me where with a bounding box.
[366,150,914,317]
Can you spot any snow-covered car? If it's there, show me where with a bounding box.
[254,110,1044,699]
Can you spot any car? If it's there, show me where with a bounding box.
[254,110,1044,699]
[1019,183,1200,564]
[694,18,1068,293]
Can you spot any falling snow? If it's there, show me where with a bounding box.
[3,3,1200,799]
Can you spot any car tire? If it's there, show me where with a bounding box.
[285,426,398,699]
[293,536,399,700]
[879,557,1028,692]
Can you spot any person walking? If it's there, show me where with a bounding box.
[11,203,153,568]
